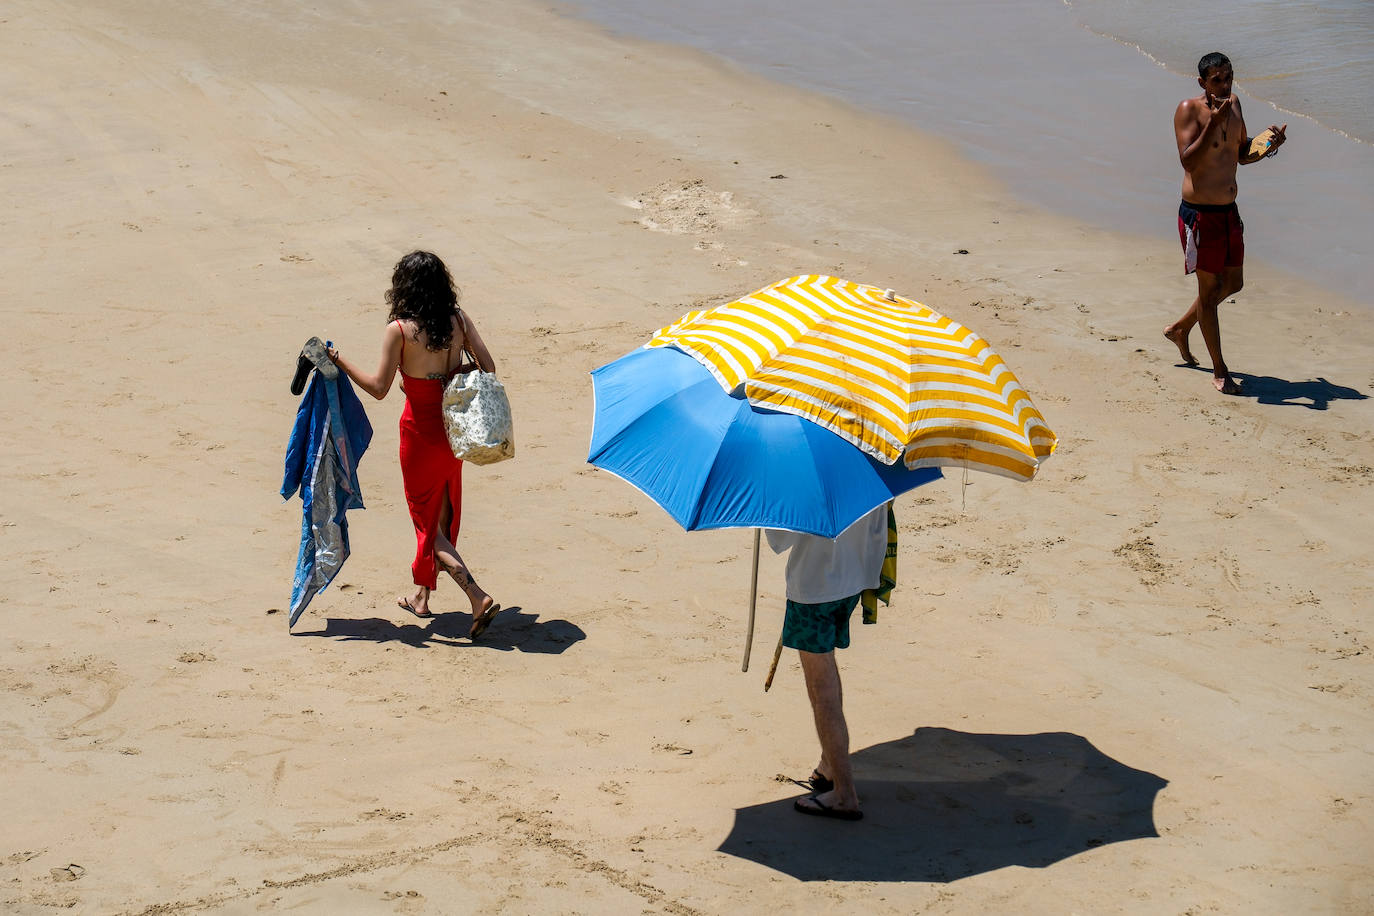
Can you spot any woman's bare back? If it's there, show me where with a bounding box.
[398,314,467,380]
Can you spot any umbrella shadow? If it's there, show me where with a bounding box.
[292,605,586,654]
[718,727,1167,883]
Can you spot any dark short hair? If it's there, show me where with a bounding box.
[1198,52,1231,78]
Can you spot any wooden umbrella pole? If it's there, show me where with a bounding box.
[763,634,785,692]
[742,528,760,672]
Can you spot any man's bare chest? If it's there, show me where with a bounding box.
[1201,109,1244,154]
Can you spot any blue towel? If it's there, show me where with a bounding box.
[281,368,372,626]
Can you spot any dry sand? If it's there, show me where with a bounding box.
[2,1,1371,913]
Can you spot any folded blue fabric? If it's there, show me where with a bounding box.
[281,367,372,627]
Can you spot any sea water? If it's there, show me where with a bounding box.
[1066,0,1374,144]
[557,0,1374,305]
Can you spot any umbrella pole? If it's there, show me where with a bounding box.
[743,528,760,672]
[763,634,784,692]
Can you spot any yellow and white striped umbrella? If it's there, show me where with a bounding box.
[647,274,1056,481]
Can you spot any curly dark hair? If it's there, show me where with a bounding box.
[385,250,461,351]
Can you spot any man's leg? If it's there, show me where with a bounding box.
[1166,269,1244,386]
[1164,296,1201,366]
[1166,206,1203,365]
[797,650,861,813]
[1196,266,1243,393]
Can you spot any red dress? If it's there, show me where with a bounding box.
[396,326,462,590]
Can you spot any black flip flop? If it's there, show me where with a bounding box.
[793,794,863,821]
[290,336,339,395]
[398,598,432,619]
[469,603,502,640]
[807,770,835,794]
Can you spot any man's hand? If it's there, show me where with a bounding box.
[1206,92,1234,117]
[1266,123,1288,153]
[1246,123,1288,163]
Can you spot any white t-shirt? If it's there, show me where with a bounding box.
[764,503,888,604]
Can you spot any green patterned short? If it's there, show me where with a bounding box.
[781,594,861,654]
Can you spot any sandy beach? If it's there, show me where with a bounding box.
[2,1,1372,913]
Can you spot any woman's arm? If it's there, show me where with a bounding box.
[460,312,497,374]
[328,320,403,400]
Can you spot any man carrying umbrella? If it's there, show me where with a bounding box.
[766,502,890,822]
[589,275,1057,822]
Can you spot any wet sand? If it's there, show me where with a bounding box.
[559,0,1374,305]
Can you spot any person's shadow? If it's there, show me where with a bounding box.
[718,727,1167,883]
[1230,373,1366,409]
[1182,367,1367,409]
[292,605,585,653]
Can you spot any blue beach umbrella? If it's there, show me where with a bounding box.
[589,345,942,672]
[588,345,942,537]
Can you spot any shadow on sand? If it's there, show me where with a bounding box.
[718,727,1167,883]
[1229,372,1367,409]
[1179,365,1368,409]
[293,605,585,653]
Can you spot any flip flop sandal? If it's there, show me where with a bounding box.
[793,793,863,821]
[398,598,432,619]
[469,603,502,640]
[290,336,338,395]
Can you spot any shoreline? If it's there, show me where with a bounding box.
[554,0,1374,307]
[1062,0,1374,147]
[1078,24,1374,147]
[2,0,1371,912]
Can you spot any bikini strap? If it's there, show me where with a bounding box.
[394,319,406,359]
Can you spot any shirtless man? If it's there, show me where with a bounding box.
[1164,51,1286,395]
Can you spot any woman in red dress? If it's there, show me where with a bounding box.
[328,251,501,638]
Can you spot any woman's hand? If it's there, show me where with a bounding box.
[331,322,404,401]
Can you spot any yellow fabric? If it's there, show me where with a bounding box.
[647,275,1057,482]
[860,505,898,625]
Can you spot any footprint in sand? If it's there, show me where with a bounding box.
[1112,536,1168,589]
[624,178,756,235]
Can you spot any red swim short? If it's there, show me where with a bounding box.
[1178,200,1244,275]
